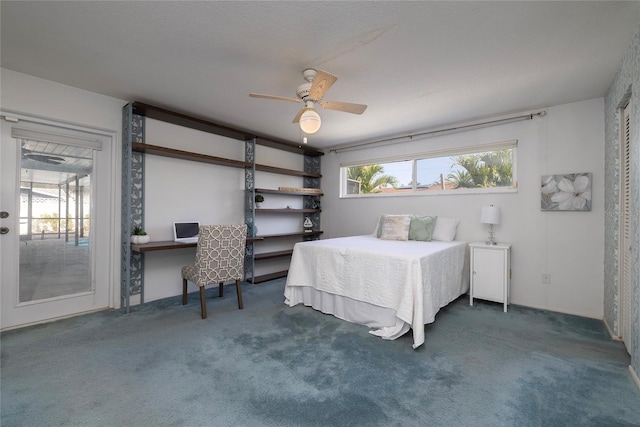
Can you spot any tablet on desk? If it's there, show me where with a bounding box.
[173,221,200,244]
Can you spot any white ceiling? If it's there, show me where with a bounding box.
[2,1,639,151]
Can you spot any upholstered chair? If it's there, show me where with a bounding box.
[181,224,247,319]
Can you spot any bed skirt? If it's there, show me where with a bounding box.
[284,286,411,340]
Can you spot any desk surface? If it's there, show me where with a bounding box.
[131,237,263,253]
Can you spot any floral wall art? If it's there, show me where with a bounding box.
[541,173,592,211]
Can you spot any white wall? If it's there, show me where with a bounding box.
[322,98,605,319]
[1,68,125,308]
[0,69,124,130]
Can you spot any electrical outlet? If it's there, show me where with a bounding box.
[542,273,551,284]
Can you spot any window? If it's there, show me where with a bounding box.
[340,140,517,197]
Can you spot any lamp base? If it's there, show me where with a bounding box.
[485,224,497,245]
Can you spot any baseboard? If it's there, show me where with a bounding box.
[603,317,622,341]
[630,365,640,392]
[0,307,107,333]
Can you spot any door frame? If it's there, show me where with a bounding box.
[618,101,632,352]
[1,109,119,331]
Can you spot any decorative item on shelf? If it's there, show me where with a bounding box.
[255,194,264,208]
[481,205,501,245]
[131,226,150,244]
[303,216,314,232]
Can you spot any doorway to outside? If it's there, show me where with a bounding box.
[1,113,117,330]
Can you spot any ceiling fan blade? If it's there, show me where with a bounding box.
[249,93,301,104]
[309,70,337,100]
[292,107,312,123]
[320,100,367,115]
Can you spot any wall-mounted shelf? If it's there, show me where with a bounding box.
[132,143,319,178]
[132,142,251,169]
[131,238,263,253]
[251,270,289,283]
[258,231,323,239]
[255,164,321,178]
[254,250,293,261]
[255,208,321,214]
[255,188,324,196]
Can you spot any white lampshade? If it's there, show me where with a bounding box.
[481,205,501,225]
[299,109,321,134]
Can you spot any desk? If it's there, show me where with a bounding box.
[124,237,263,312]
[131,237,263,253]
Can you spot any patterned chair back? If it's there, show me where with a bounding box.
[194,224,247,286]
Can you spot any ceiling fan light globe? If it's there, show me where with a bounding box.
[299,109,321,134]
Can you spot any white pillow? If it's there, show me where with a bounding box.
[379,215,411,241]
[431,217,460,241]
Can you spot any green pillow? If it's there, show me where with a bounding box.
[408,215,437,241]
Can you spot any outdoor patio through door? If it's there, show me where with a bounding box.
[19,142,94,302]
[1,114,114,330]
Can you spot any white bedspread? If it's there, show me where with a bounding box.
[284,235,469,348]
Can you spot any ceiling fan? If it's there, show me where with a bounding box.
[21,147,65,165]
[250,68,367,134]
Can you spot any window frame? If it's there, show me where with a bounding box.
[339,140,518,198]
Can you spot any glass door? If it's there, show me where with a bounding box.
[1,116,112,330]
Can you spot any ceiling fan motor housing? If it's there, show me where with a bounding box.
[296,82,313,101]
[297,68,318,101]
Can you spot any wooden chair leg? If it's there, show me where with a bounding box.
[219,281,224,297]
[199,286,207,319]
[182,279,188,305]
[235,279,243,309]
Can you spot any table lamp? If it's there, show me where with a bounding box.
[481,204,501,245]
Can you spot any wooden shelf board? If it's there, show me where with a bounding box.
[254,188,323,196]
[254,163,321,178]
[131,237,262,253]
[255,136,324,157]
[257,231,323,239]
[254,250,293,261]
[132,142,252,169]
[255,208,320,213]
[250,270,288,284]
[132,102,251,141]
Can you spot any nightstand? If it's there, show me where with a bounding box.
[469,242,511,312]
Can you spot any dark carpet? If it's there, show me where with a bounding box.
[2,278,639,426]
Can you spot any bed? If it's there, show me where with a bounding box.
[284,234,469,349]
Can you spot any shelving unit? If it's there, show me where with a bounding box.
[121,101,323,311]
[247,181,323,283]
